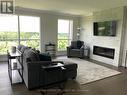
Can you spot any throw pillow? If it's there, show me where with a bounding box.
[26,49,40,62]
[39,53,51,61]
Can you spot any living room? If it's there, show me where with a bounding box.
[1,0,127,95]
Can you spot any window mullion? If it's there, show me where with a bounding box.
[18,15,20,45]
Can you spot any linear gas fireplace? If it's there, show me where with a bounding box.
[93,46,115,59]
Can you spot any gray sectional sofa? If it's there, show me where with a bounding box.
[17,45,77,89]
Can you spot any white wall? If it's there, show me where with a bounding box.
[80,7,124,67]
[121,7,127,67]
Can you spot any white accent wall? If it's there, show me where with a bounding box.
[121,7,127,67]
[80,7,124,67]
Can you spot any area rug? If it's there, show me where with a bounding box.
[54,56,121,85]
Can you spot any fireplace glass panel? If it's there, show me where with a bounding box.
[93,46,115,59]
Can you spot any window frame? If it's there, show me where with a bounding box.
[57,19,73,51]
[18,15,41,50]
[0,15,41,54]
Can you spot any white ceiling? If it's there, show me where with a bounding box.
[16,0,127,16]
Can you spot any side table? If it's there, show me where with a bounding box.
[84,48,90,58]
[7,50,23,84]
[45,43,56,58]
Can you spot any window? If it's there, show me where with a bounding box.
[0,15,40,54]
[0,15,18,54]
[58,19,73,51]
[19,16,40,49]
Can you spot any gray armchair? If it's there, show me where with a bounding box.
[67,40,84,58]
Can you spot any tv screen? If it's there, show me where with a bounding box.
[93,21,116,36]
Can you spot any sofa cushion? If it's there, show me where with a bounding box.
[17,45,24,51]
[25,49,40,62]
[20,46,27,53]
[22,48,31,63]
[77,40,83,49]
[71,41,77,49]
[39,53,51,61]
[71,40,84,49]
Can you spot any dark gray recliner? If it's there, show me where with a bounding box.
[67,40,84,58]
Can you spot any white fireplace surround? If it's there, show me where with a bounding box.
[80,7,124,67]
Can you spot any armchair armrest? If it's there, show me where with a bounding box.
[80,44,84,49]
[80,45,84,51]
[80,45,89,51]
[67,46,72,49]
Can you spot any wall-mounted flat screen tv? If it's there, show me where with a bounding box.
[93,21,117,36]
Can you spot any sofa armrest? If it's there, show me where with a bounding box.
[42,65,62,70]
[27,61,63,72]
[67,46,72,57]
[27,61,64,67]
[26,61,65,87]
